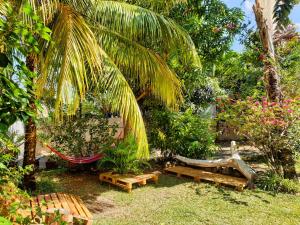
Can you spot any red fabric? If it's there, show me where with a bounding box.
[46,145,104,164]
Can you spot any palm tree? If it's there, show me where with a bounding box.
[0,0,199,189]
[253,0,298,179]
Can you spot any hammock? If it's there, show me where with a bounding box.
[46,145,104,164]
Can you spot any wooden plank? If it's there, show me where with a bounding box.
[37,195,47,212]
[63,193,80,216]
[69,195,86,218]
[30,197,38,217]
[30,197,42,223]
[118,177,138,184]
[56,193,71,213]
[50,193,63,209]
[44,194,54,209]
[74,195,93,219]
[165,166,247,188]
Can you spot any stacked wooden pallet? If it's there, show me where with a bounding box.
[99,171,160,192]
[165,166,248,191]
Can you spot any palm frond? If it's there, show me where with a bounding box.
[118,0,187,13]
[17,0,59,24]
[94,25,183,109]
[89,0,200,67]
[36,4,102,119]
[0,0,9,17]
[98,51,149,159]
[274,0,297,27]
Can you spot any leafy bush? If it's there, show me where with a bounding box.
[257,171,300,194]
[148,109,217,159]
[38,112,117,157]
[0,216,12,225]
[0,134,32,224]
[98,135,150,174]
[218,97,300,179]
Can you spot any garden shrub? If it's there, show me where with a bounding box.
[38,112,117,157]
[148,108,217,159]
[256,171,300,194]
[98,135,150,174]
[0,135,33,224]
[218,97,300,179]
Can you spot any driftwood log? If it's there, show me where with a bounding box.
[175,154,256,182]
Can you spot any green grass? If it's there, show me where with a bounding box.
[36,170,300,225]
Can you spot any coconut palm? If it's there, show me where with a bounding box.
[0,0,199,188]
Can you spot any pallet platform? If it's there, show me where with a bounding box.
[164,166,248,190]
[99,171,160,192]
[19,193,93,224]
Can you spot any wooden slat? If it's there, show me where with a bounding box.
[74,196,93,219]
[63,194,80,216]
[56,193,71,213]
[50,193,63,209]
[69,195,86,218]
[44,194,54,209]
[30,197,38,217]
[30,197,42,223]
[37,195,47,212]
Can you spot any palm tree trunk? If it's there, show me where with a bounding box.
[253,0,282,101]
[253,0,297,179]
[23,55,37,191]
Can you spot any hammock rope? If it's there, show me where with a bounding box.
[46,145,104,164]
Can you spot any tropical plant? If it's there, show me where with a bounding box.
[147,108,217,159]
[252,0,300,179]
[169,0,245,64]
[256,170,300,194]
[218,97,300,179]
[0,134,33,224]
[0,0,200,189]
[98,135,150,174]
[274,0,300,27]
[253,0,299,101]
[0,2,52,190]
[38,111,117,157]
[214,50,265,99]
[277,38,300,98]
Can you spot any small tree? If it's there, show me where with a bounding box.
[218,97,300,179]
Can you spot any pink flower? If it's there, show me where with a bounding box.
[287,109,293,113]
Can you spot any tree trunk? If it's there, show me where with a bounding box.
[23,55,37,191]
[253,0,297,179]
[263,60,283,101]
[253,0,283,102]
[279,148,297,180]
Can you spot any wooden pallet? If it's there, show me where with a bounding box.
[165,166,248,191]
[99,171,160,192]
[19,193,93,224]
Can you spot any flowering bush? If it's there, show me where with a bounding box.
[218,97,300,179]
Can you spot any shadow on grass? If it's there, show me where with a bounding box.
[214,187,249,206]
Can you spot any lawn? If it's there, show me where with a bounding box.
[36,169,300,225]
